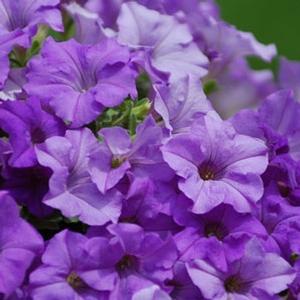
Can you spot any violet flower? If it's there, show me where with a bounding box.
[64,2,106,45]
[0,0,63,88]
[162,112,268,213]
[173,200,267,262]
[0,97,65,167]
[86,223,178,299]
[25,37,137,127]
[29,230,110,299]
[153,75,212,133]
[279,57,300,101]
[0,192,43,297]
[232,89,300,161]
[0,0,62,37]
[35,128,123,225]
[186,238,296,300]
[117,2,208,82]
[88,116,174,194]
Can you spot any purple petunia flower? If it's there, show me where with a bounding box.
[0,97,65,167]
[208,58,276,119]
[122,0,276,85]
[262,157,300,208]
[85,0,122,29]
[86,223,178,299]
[0,0,63,37]
[279,57,300,101]
[259,170,300,262]
[88,116,174,194]
[0,0,63,89]
[120,176,180,235]
[0,192,43,298]
[162,112,268,214]
[0,0,298,298]
[30,224,177,299]
[166,262,204,300]
[75,0,218,34]
[232,89,300,161]
[190,13,276,78]
[29,230,110,299]
[173,200,267,262]
[138,0,276,79]
[35,128,123,225]
[153,75,212,133]
[1,157,53,217]
[117,2,208,82]
[64,2,106,45]
[186,238,296,300]
[25,37,137,127]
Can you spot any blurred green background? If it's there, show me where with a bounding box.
[217,0,300,61]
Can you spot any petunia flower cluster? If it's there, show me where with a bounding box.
[0,0,300,299]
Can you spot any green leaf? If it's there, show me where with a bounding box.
[203,79,218,95]
[136,72,151,99]
[89,98,151,135]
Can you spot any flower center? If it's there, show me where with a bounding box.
[198,163,217,181]
[116,255,138,273]
[224,275,243,293]
[291,252,299,264]
[67,272,87,290]
[204,222,228,240]
[277,181,290,198]
[119,215,137,224]
[30,127,47,144]
[111,156,126,169]
[165,279,182,298]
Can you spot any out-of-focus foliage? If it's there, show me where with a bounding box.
[217,0,300,60]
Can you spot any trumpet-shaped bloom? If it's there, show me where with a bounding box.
[279,57,300,101]
[25,37,137,127]
[232,90,300,161]
[0,192,43,297]
[89,116,174,194]
[186,239,296,300]
[86,223,178,299]
[0,0,63,89]
[174,201,267,262]
[29,230,110,300]
[35,128,122,225]
[64,2,106,45]
[30,225,177,300]
[209,58,275,119]
[1,160,53,217]
[0,97,65,167]
[0,0,62,36]
[153,75,211,132]
[0,1,298,298]
[162,112,268,213]
[117,2,208,81]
